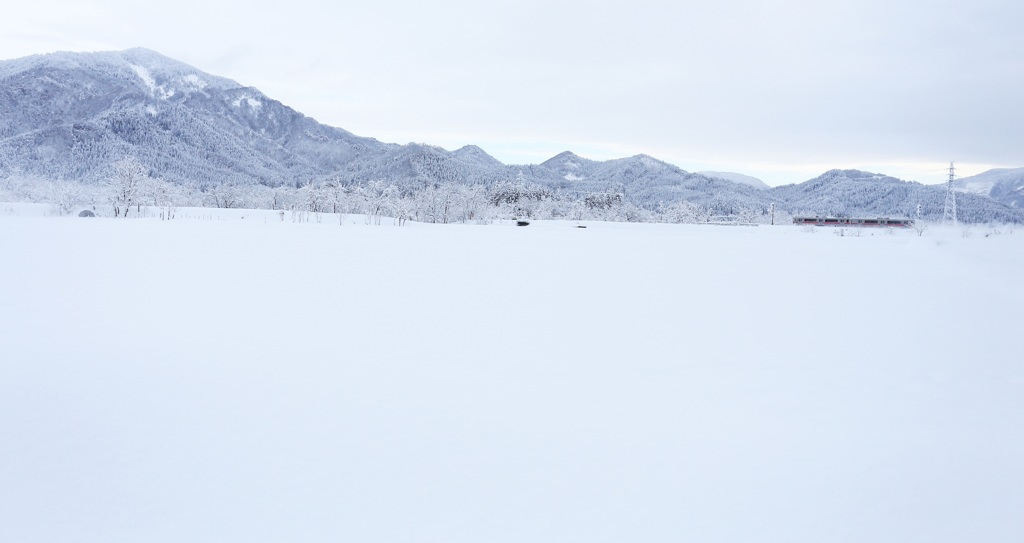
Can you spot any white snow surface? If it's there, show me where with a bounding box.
[128,63,157,93]
[182,73,208,90]
[232,95,262,110]
[2,205,1023,542]
[129,63,174,100]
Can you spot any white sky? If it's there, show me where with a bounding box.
[3,0,1023,186]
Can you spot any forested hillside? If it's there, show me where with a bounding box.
[2,49,1023,223]
[769,170,1023,224]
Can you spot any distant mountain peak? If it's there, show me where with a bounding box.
[0,48,243,95]
[814,169,895,183]
[541,151,597,169]
[540,151,597,181]
[699,171,769,190]
[627,154,674,171]
[453,145,504,167]
[630,153,659,161]
[543,150,582,163]
[0,48,385,187]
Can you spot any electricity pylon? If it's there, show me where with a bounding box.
[943,162,957,225]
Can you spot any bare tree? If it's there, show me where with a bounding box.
[146,178,182,220]
[662,200,707,224]
[208,183,243,209]
[912,220,928,236]
[108,157,147,218]
[392,196,414,226]
[48,180,82,215]
[361,180,395,225]
[460,184,489,223]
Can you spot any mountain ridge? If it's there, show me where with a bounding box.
[772,169,1022,223]
[2,48,1023,223]
[952,167,1024,209]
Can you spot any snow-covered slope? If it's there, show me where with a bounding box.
[0,49,786,213]
[538,150,602,181]
[953,167,1024,208]
[698,170,770,189]
[0,48,241,92]
[528,152,775,214]
[2,210,1022,542]
[770,169,1024,223]
[451,144,505,168]
[0,48,390,186]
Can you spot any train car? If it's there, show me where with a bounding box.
[792,217,913,227]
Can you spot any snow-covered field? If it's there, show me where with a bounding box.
[2,204,1022,542]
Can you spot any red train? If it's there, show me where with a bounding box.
[792,217,914,227]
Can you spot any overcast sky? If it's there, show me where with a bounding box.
[3,0,1022,186]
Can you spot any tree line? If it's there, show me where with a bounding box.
[1,156,787,224]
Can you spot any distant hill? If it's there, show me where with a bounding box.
[0,48,391,188]
[952,168,1024,209]
[698,171,769,190]
[0,48,777,213]
[2,48,1023,222]
[769,169,1024,223]
[0,50,771,203]
[525,152,774,214]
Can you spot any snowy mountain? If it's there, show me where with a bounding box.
[952,168,1024,209]
[0,49,768,209]
[2,48,1023,223]
[769,169,1024,223]
[525,152,775,214]
[538,151,601,181]
[451,144,505,168]
[698,171,770,190]
[0,48,778,213]
[0,48,391,187]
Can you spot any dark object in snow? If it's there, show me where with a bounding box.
[516,220,530,226]
[78,209,96,217]
[576,225,587,228]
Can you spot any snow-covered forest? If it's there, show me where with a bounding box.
[9,162,1024,226]
[0,162,787,225]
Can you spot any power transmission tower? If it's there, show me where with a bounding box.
[943,161,957,225]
